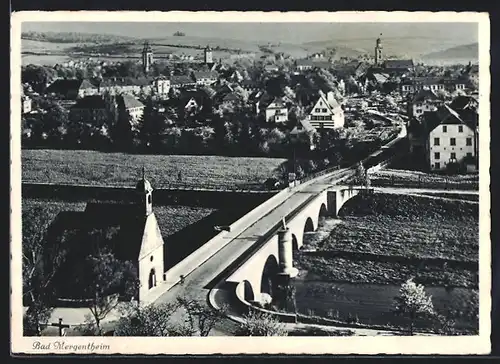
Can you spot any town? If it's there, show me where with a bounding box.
[20,26,480,340]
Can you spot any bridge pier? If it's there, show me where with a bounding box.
[274,227,298,312]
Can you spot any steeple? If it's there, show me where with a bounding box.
[136,166,154,216]
[142,41,154,73]
[204,44,213,64]
[375,33,383,66]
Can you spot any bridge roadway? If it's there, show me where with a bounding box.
[153,167,355,335]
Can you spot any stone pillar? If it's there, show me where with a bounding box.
[277,228,298,278]
[275,227,298,312]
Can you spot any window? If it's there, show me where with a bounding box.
[466,138,472,146]
[434,152,440,159]
[435,162,440,169]
[322,108,327,112]
[434,137,440,146]
[450,138,456,146]
[458,125,463,132]
[450,152,456,159]
[443,125,447,132]
[467,152,473,157]
[315,108,321,112]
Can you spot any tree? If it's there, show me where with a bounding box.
[22,65,56,93]
[236,311,288,336]
[22,206,67,336]
[176,297,227,336]
[353,162,368,186]
[83,248,139,336]
[393,278,436,336]
[114,302,182,336]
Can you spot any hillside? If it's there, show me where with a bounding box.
[304,37,476,60]
[421,43,478,61]
[21,31,136,44]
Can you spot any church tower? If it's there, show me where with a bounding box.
[374,35,383,66]
[136,167,154,216]
[142,41,154,73]
[204,45,213,64]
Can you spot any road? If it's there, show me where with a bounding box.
[154,168,356,335]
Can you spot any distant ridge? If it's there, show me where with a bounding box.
[421,43,478,61]
[21,31,136,44]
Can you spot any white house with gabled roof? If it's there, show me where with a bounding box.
[426,105,476,172]
[306,90,344,130]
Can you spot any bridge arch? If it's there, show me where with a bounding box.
[318,203,328,222]
[303,216,315,234]
[260,254,279,300]
[240,280,255,302]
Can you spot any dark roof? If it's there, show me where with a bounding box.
[118,95,144,109]
[383,59,414,69]
[401,77,444,86]
[171,75,195,86]
[412,89,440,103]
[192,71,218,80]
[449,95,478,111]
[47,79,97,95]
[223,92,241,102]
[296,59,331,69]
[100,77,153,87]
[266,97,286,109]
[71,95,106,110]
[241,79,259,88]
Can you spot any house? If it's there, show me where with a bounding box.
[152,76,171,97]
[46,78,99,100]
[290,119,316,151]
[170,75,197,89]
[306,90,345,130]
[382,59,415,73]
[240,79,260,91]
[221,92,241,106]
[425,105,477,172]
[408,89,443,118]
[295,59,331,72]
[192,71,218,86]
[400,77,446,95]
[69,95,108,125]
[44,174,165,304]
[180,90,213,116]
[229,70,244,83]
[264,64,280,73]
[443,78,468,93]
[265,97,288,123]
[462,62,479,88]
[449,95,479,158]
[21,94,32,114]
[98,77,154,96]
[117,94,145,121]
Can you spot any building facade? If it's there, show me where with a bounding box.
[265,98,288,123]
[426,106,476,171]
[307,91,345,129]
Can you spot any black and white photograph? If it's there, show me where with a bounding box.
[10,11,490,355]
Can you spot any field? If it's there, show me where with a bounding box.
[22,149,286,189]
[22,198,216,243]
[292,193,479,333]
[368,169,479,190]
[296,193,479,288]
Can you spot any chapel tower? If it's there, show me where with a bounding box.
[142,41,154,73]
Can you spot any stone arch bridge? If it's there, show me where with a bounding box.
[225,186,363,305]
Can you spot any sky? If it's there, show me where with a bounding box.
[22,22,478,45]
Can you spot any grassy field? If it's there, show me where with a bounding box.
[292,193,479,333]
[22,198,216,244]
[22,150,286,189]
[295,193,479,288]
[368,169,479,190]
